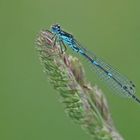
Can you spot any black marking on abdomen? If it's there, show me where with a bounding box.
[81,52,135,97]
[81,53,112,77]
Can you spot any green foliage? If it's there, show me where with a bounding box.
[36,30,124,140]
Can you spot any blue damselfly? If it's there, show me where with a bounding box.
[48,24,139,104]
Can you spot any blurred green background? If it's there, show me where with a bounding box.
[0,0,140,140]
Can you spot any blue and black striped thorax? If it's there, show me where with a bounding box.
[51,24,72,42]
[51,24,81,52]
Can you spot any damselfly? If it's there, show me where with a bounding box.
[49,24,140,104]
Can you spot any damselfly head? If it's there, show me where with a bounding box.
[51,24,61,34]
